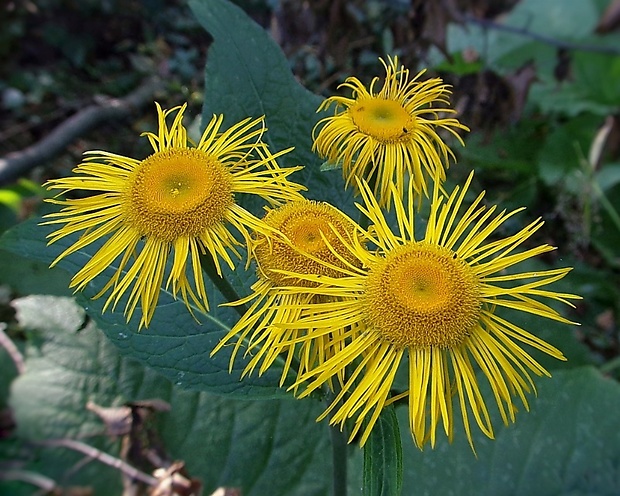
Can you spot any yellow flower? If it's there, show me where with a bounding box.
[212,199,362,388]
[313,56,468,209]
[271,173,580,450]
[43,103,305,329]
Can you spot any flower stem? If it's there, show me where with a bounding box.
[358,163,380,230]
[199,252,248,317]
[330,423,348,496]
[326,387,348,496]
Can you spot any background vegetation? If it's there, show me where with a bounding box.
[1,0,620,494]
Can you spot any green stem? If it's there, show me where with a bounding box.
[200,251,304,383]
[199,252,248,318]
[326,387,348,496]
[330,424,348,496]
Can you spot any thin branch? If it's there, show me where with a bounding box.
[0,77,164,186]
[36,438,158,487]
[0,469,58,492]
[463,14,620,56]
[0,323,25,374]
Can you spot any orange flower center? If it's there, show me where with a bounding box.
[364,242,481,348]
[254,201,360,287]
[126,148,233,242]
[350,98,414,143]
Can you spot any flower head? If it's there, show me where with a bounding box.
[43,103,305,328]
[271,173,580,450]
[313,56,468,209]
[212,199,362,387]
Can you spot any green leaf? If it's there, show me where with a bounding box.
[536,116,598,187]
[529,51,620,117]
[1,296,125,495]
[530,82,619,117]
[0,218,290,399]
[3,295,332,496]
[188,0,357,216]
[572,51,620,108]
[0,204,18,235]
[462,123,541,175]
[395,367,620,495]
[506,0,601,40]
[441,0,620,113]
[434,51,483,76]
[363,404,403,496]
[0,248,71,296]
[190,0,321,167]
[595,163,620,193]
[444,0,604,72]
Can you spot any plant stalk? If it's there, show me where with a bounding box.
[199,252,248,317]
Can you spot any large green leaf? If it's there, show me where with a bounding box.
[1,295,331,496]
[189,0,357,216]
[0,248,71,297]
[531,51,620,117]
[536,115,599,188]
[393,367,620,496]
[193,0,322,162]
[0,218,290,398]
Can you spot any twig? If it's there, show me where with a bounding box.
[36,438,158,487]
[0,107,67,143]
[0,322,25,374]
[0,77,164,186]
[0,469,58,493]
[462,14,620,56]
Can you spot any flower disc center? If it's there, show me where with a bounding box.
[364,243,481,348]
[255,202,360,287]
[127,148,233,242]
[350,98,414,143]
[287,217,334,254]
